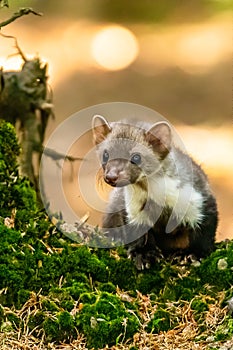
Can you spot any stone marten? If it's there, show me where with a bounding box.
[92,115,218,269]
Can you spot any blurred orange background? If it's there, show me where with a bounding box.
[0,0,232,240]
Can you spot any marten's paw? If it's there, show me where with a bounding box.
[128,252,148,270]
[127,248,162,270]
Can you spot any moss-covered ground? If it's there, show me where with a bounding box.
[0,120,233,349]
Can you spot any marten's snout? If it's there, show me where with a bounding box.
[104,160,130,187]
[105,169,119,186]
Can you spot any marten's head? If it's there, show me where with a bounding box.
[92,115,172,187]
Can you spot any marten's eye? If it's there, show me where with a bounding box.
[102,150,109,164]
[131,153,141,165]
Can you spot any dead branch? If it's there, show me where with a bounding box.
[0,7,42,28]
[0,38,53,186]
[43,147,83,162]
[0,32,28,61]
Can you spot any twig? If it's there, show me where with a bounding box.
[43,147,83,162]
[0,32,28,61]
[0,8,42,28]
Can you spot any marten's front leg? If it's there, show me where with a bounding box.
[102,194,160,268]
[127,231,163,270]
[102,208,128,244]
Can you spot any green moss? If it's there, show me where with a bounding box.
[41,299,60,312]
[63,272,90,286]
[17,289,31,306]
[58,311,74,328]
[5,312,20,329]
[165,276,201,302]
[1,320,14,332]
[197,242,233,290]
[191,298,209,314]
[110,258,137,290]
[79,292,97,304]
[215,316,233,341]
[147,307,173,333]
[58,275,92,303]
[0,120,39,221]
[137,268,163,295]
[190,296,213,328]
[1,120,233,348]
[28,311,45,332]
[0,305,4,326]
[76,291,140,349]
[48,288,75,311]
[98,282,116,293]
[43,317,60,342]
[57,311,76,340]
[0,120,20,169]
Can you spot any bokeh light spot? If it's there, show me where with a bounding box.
[91,25,139,71]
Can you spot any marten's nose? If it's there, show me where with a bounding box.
[105,171,118,185]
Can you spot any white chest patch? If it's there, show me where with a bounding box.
[124,183,152,226]
[124,175,204,231]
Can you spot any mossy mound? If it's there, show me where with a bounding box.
[0,120,233,349]
[0,120,37,223]
[76,291,140,348]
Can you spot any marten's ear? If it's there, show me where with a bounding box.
[92,115,112,145]
[146,121,172,158]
